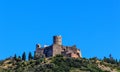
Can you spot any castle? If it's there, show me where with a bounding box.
[35,36,82,58]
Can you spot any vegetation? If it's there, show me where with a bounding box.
[0,53,120,72]
[22,52,26,61]
[28,52,33,60]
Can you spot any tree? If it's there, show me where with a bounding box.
[28,52,33,60]
[22,52,26,61]
[103,57,107,62]
[18,56,21,59]
[14,54,17,59]
[109,54,113,60]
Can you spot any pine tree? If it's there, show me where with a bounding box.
[28,52,33,60]
[22,52,26,61]
[18,56,21,60]
[14,54,17,59]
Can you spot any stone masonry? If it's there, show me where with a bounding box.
[35,35,82,58]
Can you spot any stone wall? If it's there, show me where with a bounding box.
[52,44,62,56]
[35,36,82,58]
[70,53,79,58]
[44,46,53,57]
[35,48,44,58]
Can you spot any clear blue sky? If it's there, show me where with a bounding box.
[0,0,120,60]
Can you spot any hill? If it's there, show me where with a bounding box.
[0,55,120,72]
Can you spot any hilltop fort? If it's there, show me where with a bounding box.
[35,35,82,58]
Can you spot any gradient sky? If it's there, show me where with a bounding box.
[0,0,120,60]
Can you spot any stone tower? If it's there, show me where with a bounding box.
[36,44,41,49]
[53,35,62,45]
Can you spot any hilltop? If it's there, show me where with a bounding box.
[0,55,120,72]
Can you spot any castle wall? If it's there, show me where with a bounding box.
[35,36,82,58]
[35,48,44,58]
[70,53,79,58]
[44,46,53,57]
[52,44,62,56]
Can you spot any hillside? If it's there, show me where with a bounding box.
[0,55,120,72]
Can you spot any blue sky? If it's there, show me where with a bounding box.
[0,0,120,60]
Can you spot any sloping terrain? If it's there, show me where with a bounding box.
[0,55,120,72]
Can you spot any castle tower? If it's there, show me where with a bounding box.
[53,35,62,45]
[36,44,41,49]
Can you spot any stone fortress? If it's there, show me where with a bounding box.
[35,35,82,58]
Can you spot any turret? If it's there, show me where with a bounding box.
[53,35,62,45]
[36,44,41,49]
